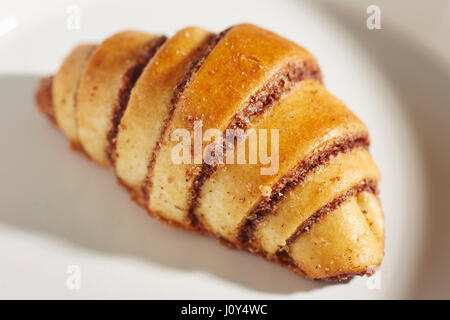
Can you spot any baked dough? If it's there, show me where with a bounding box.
[35,23,384,280]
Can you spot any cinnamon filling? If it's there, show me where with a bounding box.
[105,36,167,165]
[188,60,322,229]
[238,134,370,248]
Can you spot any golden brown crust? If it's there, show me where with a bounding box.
[35,23,384,281]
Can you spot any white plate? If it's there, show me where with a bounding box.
[0,0,449,299]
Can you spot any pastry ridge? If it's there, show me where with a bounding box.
[115,27,213,195]
[53,44,97,144]
[76,30,162,166]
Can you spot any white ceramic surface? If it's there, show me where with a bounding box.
[0,0,449,299]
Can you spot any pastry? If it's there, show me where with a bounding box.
[35,24,384,280]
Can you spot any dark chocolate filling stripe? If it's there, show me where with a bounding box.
[106,36,167,165]
[188,60,322,229]
[142,28,231,200]
[238,134,370,248]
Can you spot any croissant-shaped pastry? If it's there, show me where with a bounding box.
[35,24,384,280]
